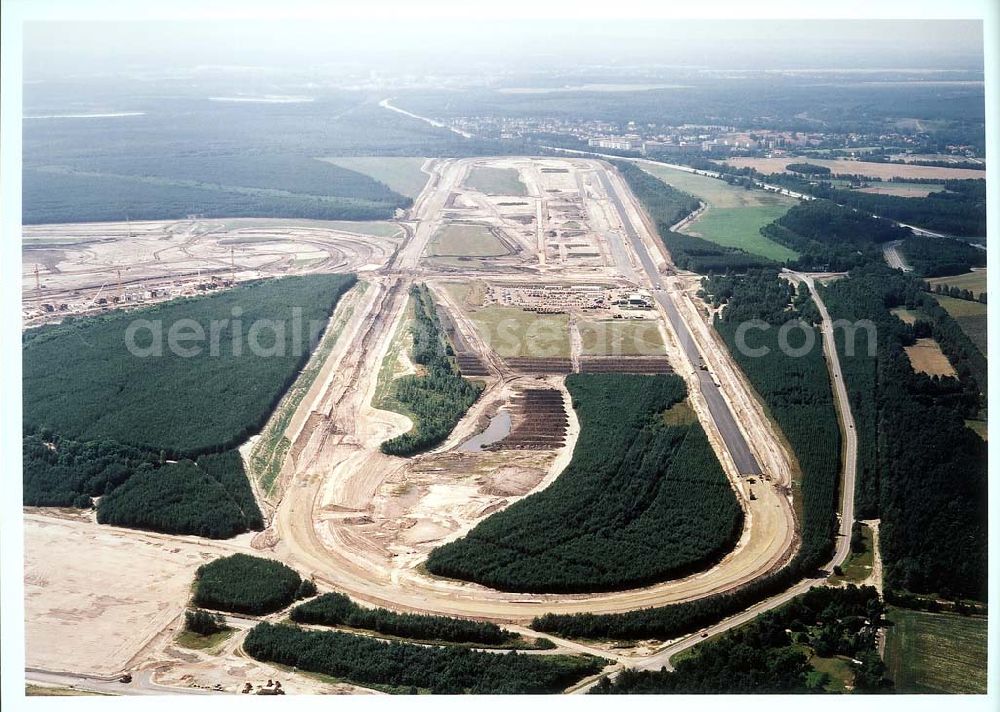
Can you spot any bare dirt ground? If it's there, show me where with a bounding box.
[904,338,958,377]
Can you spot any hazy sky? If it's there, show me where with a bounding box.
[24,19,985,78]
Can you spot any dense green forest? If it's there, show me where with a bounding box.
[426,373,743,593]
[379,284,483,456]
[705,270,841,570]
[243,622,605,694]
[96,459,259,538]
[23,164,409,224]
[898,235,986,277]
[290,593,517,645]
[592,586,887,693]
[764,174,987,238]
[760,200,910,272]
[24,275,355,457]
[613,160,773,272]
[532,274,842,639]
[193,554,303,615]
[23,275,352,536]
[821,265,987,600]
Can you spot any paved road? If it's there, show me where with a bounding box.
[575,269,861,691]
[597,171,762,475]
[882,240,913,271]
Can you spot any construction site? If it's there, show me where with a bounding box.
[24,156,807,694]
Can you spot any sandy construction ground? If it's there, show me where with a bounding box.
[23,511,251,676]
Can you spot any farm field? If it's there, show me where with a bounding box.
[904,338,957,377]
[884,609,988,693]
[931,294,987,355]
[320,156,430,199]
[425,223,510,257]
[464,165,528,196]
[856,182,944,198]
[468,305,571,358]
[578,319,665,356]
[927,268,987,295]
[725,156,985,181]
[635,161,797,260]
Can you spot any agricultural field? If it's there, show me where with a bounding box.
[904,338,958,377]
[425,223,511,257]
[931,294,987,356]
[725,156,986,181]
[468,305,571,358]
[578,319,665,356]
[927,268,987,295]
[426,374,744,593]
[856,182,944,198]
[464,165,528,196]
[320,156,430,199]
[634,161,797,261]
[884,609,988,693]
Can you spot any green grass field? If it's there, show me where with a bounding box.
[175,628,236,652]
[928,269,987,295]
[830,524,874,585]
[468,305,570,358]
[634,161,797,261]
[578,319,665,356]
[426,224,510,257]
[465,166,528,196]
[884,609,987,693]
[932,294,987,355]
[320,157,429,199]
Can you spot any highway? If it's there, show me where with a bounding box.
[597,170,762,475]
[574,268,861,691]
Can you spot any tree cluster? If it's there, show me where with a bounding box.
[185,609,228,636]
[426,374,743,593]
[290,592,516,645]
[379,284,483,456]
[899,235,985,278]
[193,554,302,615]
[243,622,605,694]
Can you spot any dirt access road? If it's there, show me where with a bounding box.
[260,157,799,622]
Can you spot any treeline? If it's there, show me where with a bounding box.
[614,160,773,272]
[765,173,987,238]
[96,458,261,538]
[899,235,986,278]
[926,282,986,304]
[427,374,743,593]
[532,274,842,640]
[23,168,405,224]
[290,592,516,645]
[380,285,483,456]
[760,199,910,272]
[244,622,606,694]
[786,162,831,175]
[24,434,263,538]
[24,274,357,458]
[707,270,841,575]
[822,264,987,599]
[193,554,306,615]
[592,586,887,694]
